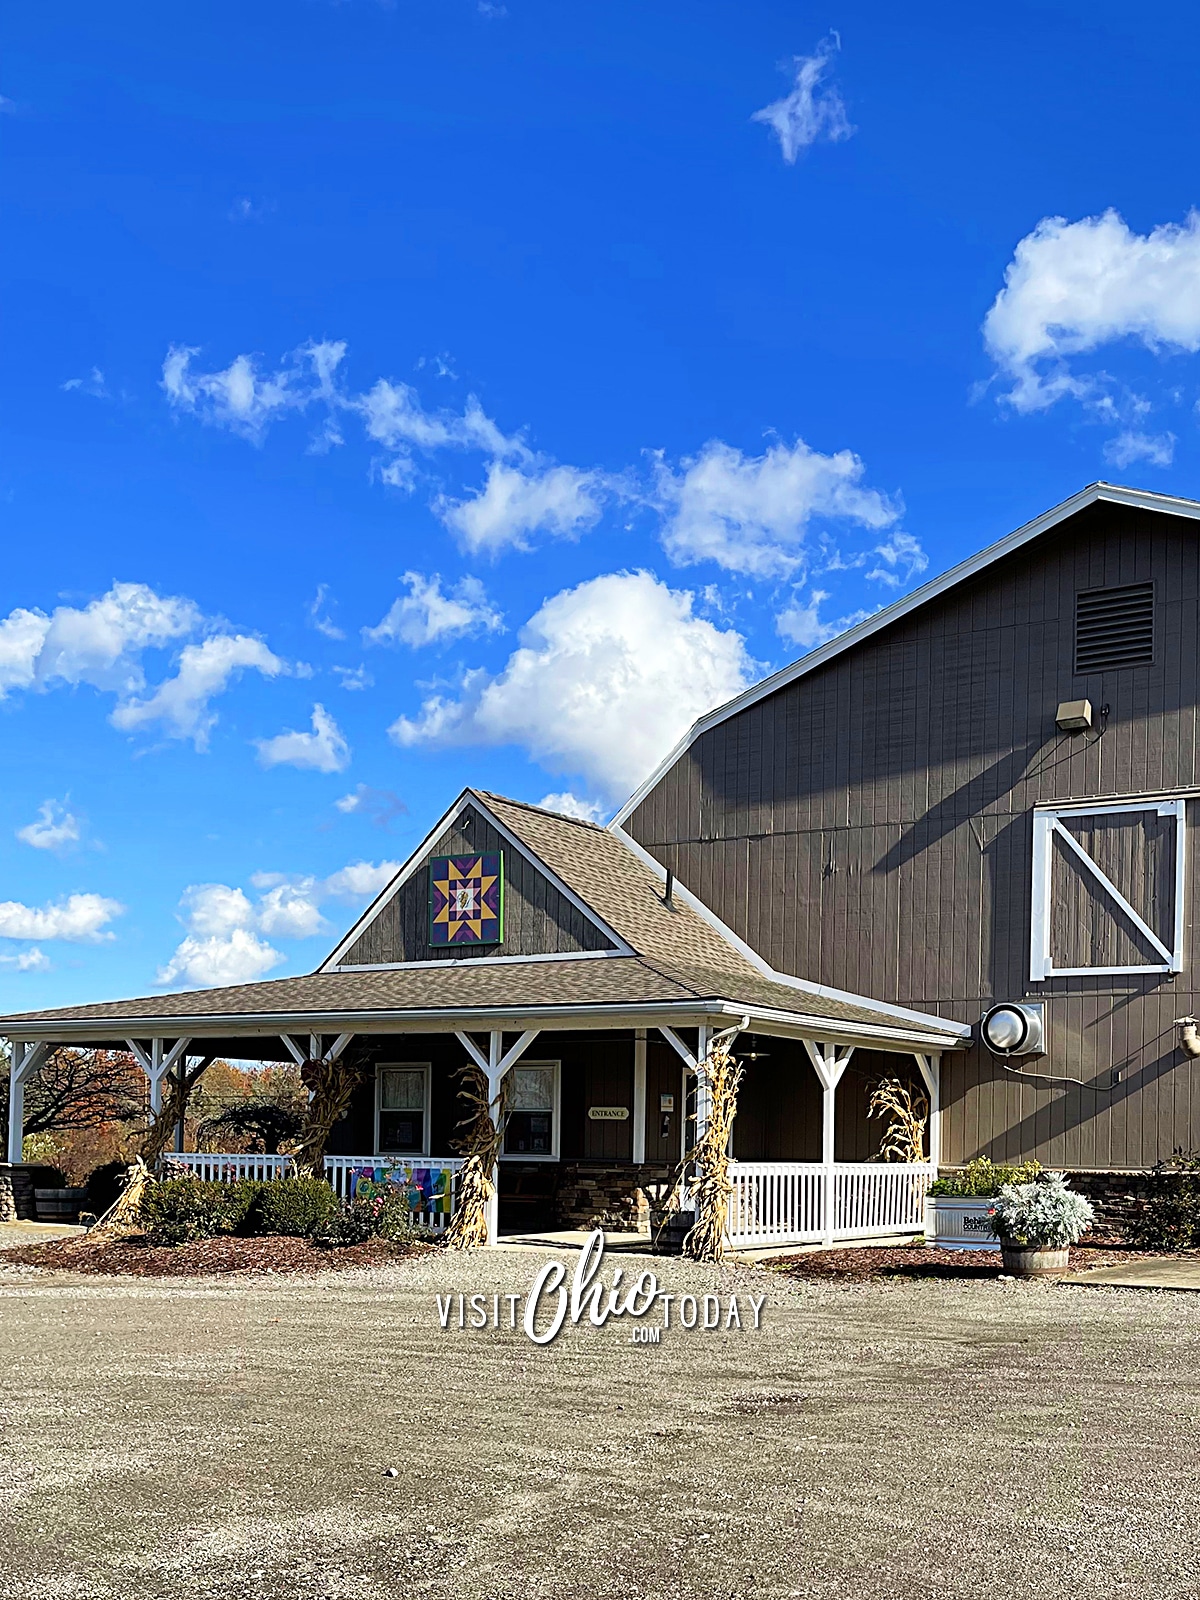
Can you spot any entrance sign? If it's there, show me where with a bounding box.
[430,853,504,945]
[587,1106,629,1121]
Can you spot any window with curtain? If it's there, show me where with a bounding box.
[377,1066,428,1154]
[504,1064,558,1157]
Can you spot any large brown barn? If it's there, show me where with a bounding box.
[4,481,1197,1244]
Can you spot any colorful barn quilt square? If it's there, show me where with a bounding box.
[429,852,504,945]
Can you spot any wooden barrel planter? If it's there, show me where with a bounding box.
[1000,1244,1071,1277]
[34,1187,88,1223]
[651,1209,694,1255]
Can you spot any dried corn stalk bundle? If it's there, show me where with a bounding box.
[291,1054,366,1178]
[90,1155,152,1236]
[93,1056,215,1237]
[867,1076,929,1164]
[444,1064,513,1251]
[681,1032,744,1263]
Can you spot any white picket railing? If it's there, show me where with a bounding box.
[159,1153,296,1182]
[727,1161,825,1247]
[324,1156,466,1232]
[833,1161,935,1239]
[726,1160,935,1248]
[157,1152,465,1234]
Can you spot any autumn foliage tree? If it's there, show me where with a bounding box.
[0,1047,146,1142]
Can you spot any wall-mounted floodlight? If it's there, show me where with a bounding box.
[981,1002,1045,1056]
[1055,699,1093,733]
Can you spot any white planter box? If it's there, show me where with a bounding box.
[924,1194,1000,1251]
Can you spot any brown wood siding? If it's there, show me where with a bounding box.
[626,502,1200,1170]
[330,1032,636,1161]
[340,804,616,965]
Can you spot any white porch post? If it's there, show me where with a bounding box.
[693,1025,711,1151]
[454,1027,540,1245]
[802,1040,854,1247]
[6,1041,48,1165]
[484,1031,502,1247]
[913,1052,942,1171]
[632,1029,647,1166]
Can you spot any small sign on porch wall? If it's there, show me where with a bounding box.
[587,1106,630,1121]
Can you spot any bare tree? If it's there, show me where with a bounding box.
[0,1047,146,1142]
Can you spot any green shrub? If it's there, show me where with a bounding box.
[141,1178,237,1245]
[223,1179,267,1234]
[253,1177,339,1238]
[1131,1152,1200,1249]
[927,1156,1043,1199]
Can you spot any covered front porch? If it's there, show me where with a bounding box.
[6,1004,958,1249]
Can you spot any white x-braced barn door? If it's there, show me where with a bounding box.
[1030,799,1186,979]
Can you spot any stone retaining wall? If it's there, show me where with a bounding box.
[1063,1170,1196,1242]
[554,1162,674,1233]
[0,1164,37,1222]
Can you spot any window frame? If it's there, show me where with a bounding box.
[374,1062,431,1157]
[1030,797,1186,980]
[500,1059,562,1162]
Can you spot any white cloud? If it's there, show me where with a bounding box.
[158,858,399,988]
[61,368,108,398]
[358,378,514,459]
[161,339,607,562]
[1104,430,1176,469]
[983,210,1200,412]
[308,584,345,640]
[17,800,81,853]
[334,784,406,827]
[112,633,284,748]
[364,572,504,648]
[866,530,930,589]
[0,582,288,752]
[322,860,399,901]
[256,883,328,939]
[0,948,51,973]
[157,929,284,989]
[333,664,373,691]
[0,581,200,701]
[0,893,124,943]
[390,570,757,799]
[254,703,350,773]
[537,792,607,824]
[437,462,606,556]
[162,340,346,442]
[654,437,900,577]
[752,35,853,164]
[177,883,256,938]
[776,588,872,651]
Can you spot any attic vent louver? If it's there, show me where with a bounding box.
[1074,582,1155,673]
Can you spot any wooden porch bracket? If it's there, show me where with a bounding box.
[912,1052,942,1171]
[6,1040,50,1163]
[802,1039,856,1247]
[125,1037,192,1116]
[454,1028,541,1245]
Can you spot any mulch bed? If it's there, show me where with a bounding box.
[766,1243,1200,1282]
[1,1232,437,1278]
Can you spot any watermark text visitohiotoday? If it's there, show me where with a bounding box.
[435,1229,767,1346]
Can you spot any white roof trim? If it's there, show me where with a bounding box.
[322,789,633,971]
[0,998,967,1049]
[611,481,1200,827]
[611,823,972,1039]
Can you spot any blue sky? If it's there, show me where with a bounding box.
[4,0,1200,1008]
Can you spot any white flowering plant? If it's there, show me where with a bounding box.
[989,1172,1095,1249]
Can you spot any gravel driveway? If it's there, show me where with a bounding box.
[2,1243,1198,1600]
